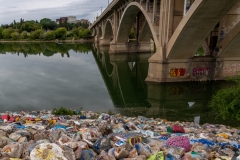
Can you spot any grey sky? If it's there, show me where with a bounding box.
[0,0,112,25]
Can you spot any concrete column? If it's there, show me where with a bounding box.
[159,0,174,49]
[147,0,174,83]
[113,10,118,43]
[146,0,150,12]
[99,21,105,45]
[153,0,158,24]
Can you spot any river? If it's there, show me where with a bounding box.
[0,42,238,127]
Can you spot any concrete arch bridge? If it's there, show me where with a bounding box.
[90,0,240,82]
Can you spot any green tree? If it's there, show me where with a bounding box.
[66,31,73,38]
[21,22,33,32]
[45,31,56,40]
[29,29,44,39]
[2,28,14,39]
[32,23,42,31]
[40,18,57,31]
[129,28,135,39]
[72,27,82,35]
[20,31,28,39]
[11,32,19,40]
[78,29,91,38]
[0,27,3,39]
[55,27,67,39]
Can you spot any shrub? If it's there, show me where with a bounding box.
[45,31,56,40]
[11,32,19,40]
[2,28,14,39]
[52,107,82,116]
[209,76,240,121]
[29,29,44,39]
[78,29,91,38]
[66,31,73,37]
[20,31,28,39]
[55,27,67,39]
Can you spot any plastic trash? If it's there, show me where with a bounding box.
[166,136,190,151]
[30,143,68,160]
[148,151,164,160]
[135,143,152,158]
[93,137,111,152]
[80,149,95,160]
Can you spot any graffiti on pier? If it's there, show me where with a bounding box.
[192,67,211,77]
[168,87,184,95]
[190,86,207,94]
[170,68,186,77]
[222,64,240,76]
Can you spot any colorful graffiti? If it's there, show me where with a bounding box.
[169,87,184,95]
[192,67,211,77]
[222,64,240,76]
[170,68,186,77]
[191,87,207,94]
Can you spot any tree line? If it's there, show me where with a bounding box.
[0,18,92,41]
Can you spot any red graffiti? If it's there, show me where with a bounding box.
[170,68,186,77]
[169,87,184,95]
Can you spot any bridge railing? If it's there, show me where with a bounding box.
[90,0,120,29]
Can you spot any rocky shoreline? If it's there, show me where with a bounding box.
[0,110,239,160]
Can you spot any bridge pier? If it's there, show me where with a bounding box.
[94,35,99,42]
[99,38,112,46]
[91,0,240,83]
[146,57,233,83]
[109,41,154,53]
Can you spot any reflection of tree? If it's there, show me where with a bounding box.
[0,43,93,57]
[42,49,55,57]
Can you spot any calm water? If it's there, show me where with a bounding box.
[0,43,238,127]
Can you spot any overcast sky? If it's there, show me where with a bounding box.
[0,0,112,25]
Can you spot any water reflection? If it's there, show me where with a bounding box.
[92,44,151,108]
[92,43,239,127]
[0,42,114,113]
[0,42,238,126]
[0,43,92,57]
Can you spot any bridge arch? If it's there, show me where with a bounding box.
[100,19,114,45]
[92,28,97,37]
[103,19,114,41]
[97,26,102,39]
[166,0,239,59]
[116,2,159,47]
[218,21,240,58]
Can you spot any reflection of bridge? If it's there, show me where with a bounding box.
[91,44,236,125]
[90,0,240,82]
[92,43,151,108]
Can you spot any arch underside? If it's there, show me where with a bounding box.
[167,0,239,59]
[98,26,102,38]
[218,21,240,58]
[104,21,114,40]
[117,3,157,44]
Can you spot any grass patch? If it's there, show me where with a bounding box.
[52,107,82,116]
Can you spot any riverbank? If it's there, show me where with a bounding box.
[0,109,239,159]
[0,38,94,43]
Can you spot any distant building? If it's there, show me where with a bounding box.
[78,19,90,24]
[67,16,77,23]
[56,16,89,24]
[56,17,68,24]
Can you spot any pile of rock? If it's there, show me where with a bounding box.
[0,110,239,160]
